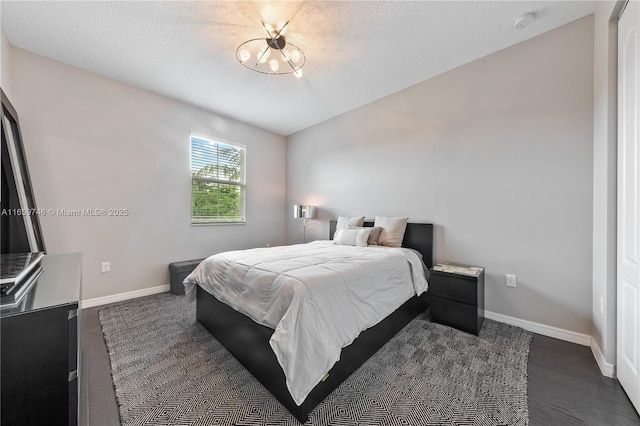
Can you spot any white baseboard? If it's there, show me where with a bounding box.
[485,310,592,346]
[486,310,619,378]
[81,284,170,309]
[590,338,617,378]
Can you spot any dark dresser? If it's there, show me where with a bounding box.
[429,263,484,335]
[1,253,82,426]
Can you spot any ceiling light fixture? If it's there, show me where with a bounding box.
[236,20,306,78]
[514,13,535,30]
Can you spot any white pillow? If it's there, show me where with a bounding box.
[333,228,372,247]
[335,216,365,238]
[349,226,383,245]
[336,216,365,229]
[374,216,408,247]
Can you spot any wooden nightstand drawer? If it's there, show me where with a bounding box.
[430,296,483,335]
[430,274,479,306]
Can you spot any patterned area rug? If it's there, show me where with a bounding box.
[100,293,532,426]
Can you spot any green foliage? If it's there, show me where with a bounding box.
[191,181,242,221]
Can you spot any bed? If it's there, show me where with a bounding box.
[185,220,433,423]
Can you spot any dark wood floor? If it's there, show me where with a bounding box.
[81,304,640,426]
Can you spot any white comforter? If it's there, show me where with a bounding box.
[183,240,428,405]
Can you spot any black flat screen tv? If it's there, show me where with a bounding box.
[1,88,45,254]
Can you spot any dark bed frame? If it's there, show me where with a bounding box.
[196,221,433,423]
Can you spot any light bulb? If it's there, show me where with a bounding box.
[290,49,301,64]
[269,59,280,72]
[294,68,303,79]
[239,49,250,62]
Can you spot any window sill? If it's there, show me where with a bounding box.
[191,221,246,226]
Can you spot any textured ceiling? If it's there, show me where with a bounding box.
[1,1,596,136]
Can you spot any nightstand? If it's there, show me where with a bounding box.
[429,263,485,335]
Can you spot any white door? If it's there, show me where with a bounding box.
[618,0,640,414]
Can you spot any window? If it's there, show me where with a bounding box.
[190,135,245,224]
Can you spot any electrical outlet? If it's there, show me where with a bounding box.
[506,274,517,288]
[600,297,604,315]
[101,262,111,273]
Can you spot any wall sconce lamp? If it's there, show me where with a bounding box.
[293,204,317,243]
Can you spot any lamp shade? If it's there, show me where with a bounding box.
[293,204,316,219]
[303,205,316,219]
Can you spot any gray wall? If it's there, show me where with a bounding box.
[1,27,13,97]
[287,16,594,334]
[11,48,287,301]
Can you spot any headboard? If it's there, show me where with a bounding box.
[329,221,434,269]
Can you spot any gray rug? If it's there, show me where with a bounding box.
[100,293,532,426]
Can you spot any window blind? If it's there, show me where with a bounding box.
[191,136,245,223]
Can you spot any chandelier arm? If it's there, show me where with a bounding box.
[273,20,289,39]
[255,21,273,67]
[255,46,268,67]
[260,20,272,38]
[261,20,290,40]
[279,49,298,73]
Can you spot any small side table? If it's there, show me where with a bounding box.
[429,263,485,335]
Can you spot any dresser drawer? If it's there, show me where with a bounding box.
[430,296,483,335]
[430,273,478,306]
